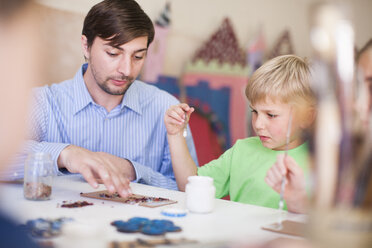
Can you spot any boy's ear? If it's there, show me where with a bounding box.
[300,107,316,129]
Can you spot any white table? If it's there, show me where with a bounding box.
[0,175,306,248]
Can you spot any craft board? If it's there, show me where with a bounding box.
[110,238,197,248]
[80,190,177,208]
[0,179,23,184]
[261,220,306,237]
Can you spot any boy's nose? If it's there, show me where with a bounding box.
[254,115,265,130]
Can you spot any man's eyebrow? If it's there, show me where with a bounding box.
[134,48,148,53]
[109,45,148,53]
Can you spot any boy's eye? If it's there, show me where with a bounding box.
[267,113,277,118]
[251,109,257,114]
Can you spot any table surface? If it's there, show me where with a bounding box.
[0,175,306,248]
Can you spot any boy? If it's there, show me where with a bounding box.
[164,55,315,213]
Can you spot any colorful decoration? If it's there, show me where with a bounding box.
[184,18,249,155]
[141,3,171,83]
[247,26,266,75]
[182,74,248,149]
[154,76,228,165]
[192,18,247,68]
[268,29,295,59]
[186,83,230,165]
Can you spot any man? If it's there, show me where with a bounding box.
[3,0,198,197]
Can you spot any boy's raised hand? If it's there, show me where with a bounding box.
[164,103,194,135]
[265,153,308,213]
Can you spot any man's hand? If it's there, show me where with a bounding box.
[265,154,308,213]
[164,103,194,136]
[57,145,134,198]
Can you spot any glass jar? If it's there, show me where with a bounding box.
[23,152,53,200]
[185,176,215,213]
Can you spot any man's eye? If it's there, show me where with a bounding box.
[134,55,144,60]
[107,52,118,57]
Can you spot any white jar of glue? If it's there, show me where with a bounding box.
[185,176,215,213]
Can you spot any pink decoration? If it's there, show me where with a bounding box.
[141,25,170,83]
[141,3,171,83]
[183,73,248,145]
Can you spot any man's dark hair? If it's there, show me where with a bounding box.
[82,0,154,48]
[357,38,372,62]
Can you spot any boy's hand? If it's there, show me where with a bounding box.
[265,154,308,213]
[164,103,194,135]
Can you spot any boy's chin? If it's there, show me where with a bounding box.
[260,141,274,149]
[261,141,285,151]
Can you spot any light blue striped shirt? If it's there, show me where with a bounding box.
[3,64,198,190]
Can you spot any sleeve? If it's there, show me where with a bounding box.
[128,89,199,190]
[129,134,178,190]
[197,145,235,198]
[130,122,199,190]
[0,88,69,180]
[130,160,178,190]
[128,125,198,191]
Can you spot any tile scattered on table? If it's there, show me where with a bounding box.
[111,217,182,235]
[80,190,177,208]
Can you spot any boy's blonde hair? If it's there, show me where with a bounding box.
[246,55,315,108]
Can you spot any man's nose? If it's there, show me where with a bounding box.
[118,55,132,76]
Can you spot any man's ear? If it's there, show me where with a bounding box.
[81,35,89,60]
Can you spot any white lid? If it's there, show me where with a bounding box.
[187,176,214,186]
[161,208,187,217]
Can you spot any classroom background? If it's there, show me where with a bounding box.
[35,0,372,165]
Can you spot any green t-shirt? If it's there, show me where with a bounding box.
[197,136,309,210]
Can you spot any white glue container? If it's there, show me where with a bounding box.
[185,176,215,213]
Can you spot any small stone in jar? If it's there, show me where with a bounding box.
[24,182,51,200]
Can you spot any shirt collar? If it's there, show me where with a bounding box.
[73,64,143,115]
[121,80,142,115]
[73,64,95,115]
